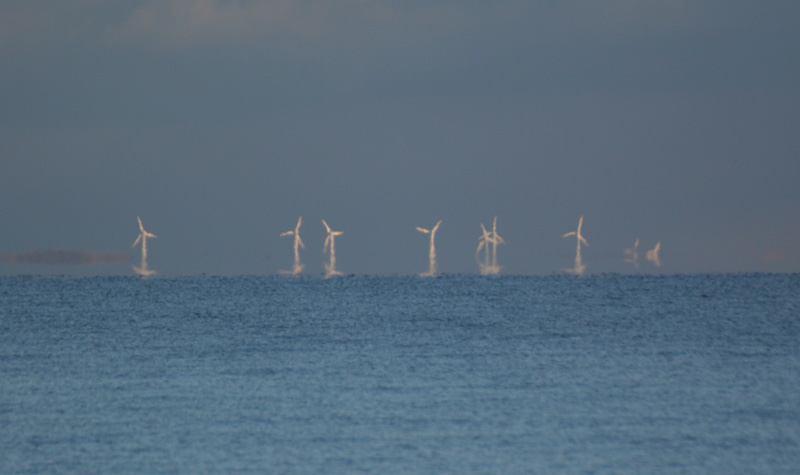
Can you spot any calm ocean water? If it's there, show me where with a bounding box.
[1,274,798,473]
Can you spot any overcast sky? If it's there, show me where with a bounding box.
[2,1,798,276]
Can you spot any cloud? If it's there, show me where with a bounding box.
[112,0,403,49]
[2,250,130,266]
[0,1,762,57]
[111,1,687,48]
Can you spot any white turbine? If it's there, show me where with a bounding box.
[476,223,491,274]
[624,238,640,268]
[322,219,344,278]
[280,217,305,276]
[475,223,492,275]
[491,216,505,272]
[646,241,662,267]
[477,216,503,275]
[416,220,442,277]
[563,215,589,276]
[132,216,157,277]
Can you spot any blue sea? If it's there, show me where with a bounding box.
[1,274,798,473]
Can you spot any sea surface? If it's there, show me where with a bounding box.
[1,274,798,473]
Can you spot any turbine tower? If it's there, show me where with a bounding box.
[646,242,662,267]
[280,217,305,276]
[624,238,640,268]
[132,216,157,277]
[477,216,503,275]
[562,215,588,276]
[416,220,442,277]
[322,219,344,278]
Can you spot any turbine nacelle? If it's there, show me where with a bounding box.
[321,220,341,233]
[322,220,343,252]
[417,221,441,236]
[563,234,588,247]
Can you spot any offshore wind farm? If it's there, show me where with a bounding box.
[15,212,674,278]
[124,213,667,277]
[118,211,676,277]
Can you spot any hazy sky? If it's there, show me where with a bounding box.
[2,1,798,276]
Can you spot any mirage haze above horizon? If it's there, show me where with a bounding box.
[2,1,798,276]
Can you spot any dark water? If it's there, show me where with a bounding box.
[1,274,798,473]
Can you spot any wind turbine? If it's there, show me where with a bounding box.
[280,217,305,276]
[562,215,588,275]
[624,238,640,269]
[646,241,662,267]
[416,220,442,277]
[476,216,503,275]
[475,223,492,268]
[476,223,491,274]
[132,216,157,277]
[491,216,505,272]
[322,219,344,278]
